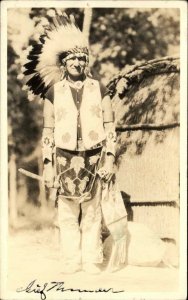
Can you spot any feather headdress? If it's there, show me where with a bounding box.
[19,11,89,100]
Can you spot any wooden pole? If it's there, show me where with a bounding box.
[83,7,92,41]
[116,122,180,132]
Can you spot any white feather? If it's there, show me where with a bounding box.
[37,25,88,72]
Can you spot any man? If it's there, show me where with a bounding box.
[21,12,116,274]
[42,55,116,274]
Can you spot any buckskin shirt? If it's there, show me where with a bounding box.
[42,76,114,200]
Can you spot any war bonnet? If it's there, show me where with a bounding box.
[19,10,89,100]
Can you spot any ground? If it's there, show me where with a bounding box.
[7,221,179,300]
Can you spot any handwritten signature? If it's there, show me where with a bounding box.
[17,280,124,300]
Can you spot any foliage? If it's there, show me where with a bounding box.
[8,10,42,160]
[90,8,179,85]
[8,51,41,159]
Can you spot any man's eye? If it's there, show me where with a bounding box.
[78,57,86,62]
[67,56,86,63]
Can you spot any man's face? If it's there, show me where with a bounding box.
[65,55,87,78]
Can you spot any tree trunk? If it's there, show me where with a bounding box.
[9,153,17,227]
[17,175,28,212]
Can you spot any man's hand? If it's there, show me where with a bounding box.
[98,154,115,182]
[43,161,54,188]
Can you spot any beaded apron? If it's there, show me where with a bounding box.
[55,146,103,201]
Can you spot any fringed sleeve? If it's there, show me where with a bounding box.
[102,95,117,157]
[42,97,55,162]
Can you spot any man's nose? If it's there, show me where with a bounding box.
[73,58,80,66]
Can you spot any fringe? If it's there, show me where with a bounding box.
[106,236,127,272]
